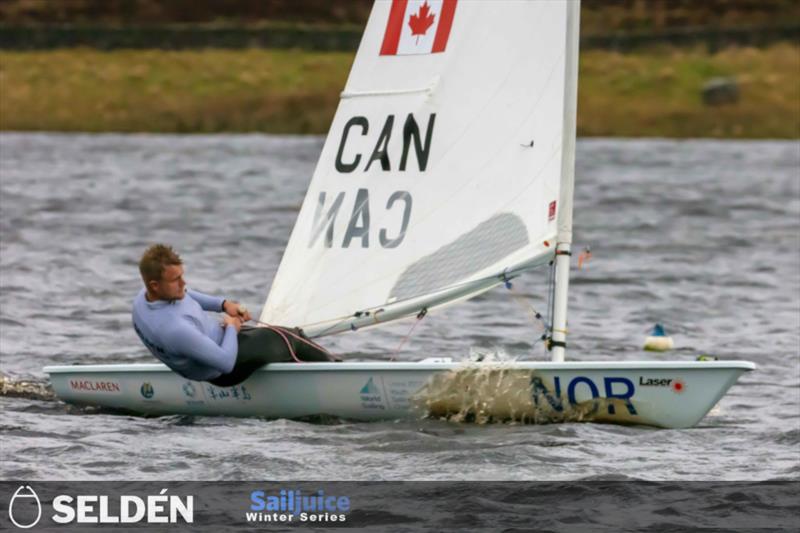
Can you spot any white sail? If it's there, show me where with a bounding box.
[262,0,574,335]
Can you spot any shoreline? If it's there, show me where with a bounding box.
[1,131,796,142]
[1,44,798,139]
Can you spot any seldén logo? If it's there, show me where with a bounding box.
[7,486,193,527]
[8,485,42,529]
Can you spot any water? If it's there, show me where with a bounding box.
[1,134,798,483]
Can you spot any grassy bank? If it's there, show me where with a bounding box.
[0,49,352,133]
[579,43,799,138]
[1,44,798,137]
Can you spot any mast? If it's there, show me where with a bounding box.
[550,0,580,363]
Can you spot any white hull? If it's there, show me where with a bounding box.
[44,360,755,429]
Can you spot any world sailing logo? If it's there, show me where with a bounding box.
[359,378,385,410]
[8,485,42,529]
[360,378,379,395]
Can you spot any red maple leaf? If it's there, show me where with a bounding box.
[408,1,436,41]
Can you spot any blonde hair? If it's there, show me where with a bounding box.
[139,244,182,283]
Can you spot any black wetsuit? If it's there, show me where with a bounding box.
[209,326,335,387]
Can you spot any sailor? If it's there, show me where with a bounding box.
[132,244,335,387]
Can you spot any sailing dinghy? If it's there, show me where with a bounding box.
[44,0,754,428]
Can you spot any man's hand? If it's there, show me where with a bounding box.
[222,314,243,332]
[223,300,252,322]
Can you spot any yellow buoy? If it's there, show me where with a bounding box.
[644,324,674,352]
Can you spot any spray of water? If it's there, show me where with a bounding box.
[0,374,56,401]
[411,352,640,425]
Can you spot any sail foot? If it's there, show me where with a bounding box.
[304,248,555,338]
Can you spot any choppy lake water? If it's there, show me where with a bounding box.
[1,134,798,485]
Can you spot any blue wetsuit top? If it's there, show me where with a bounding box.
[132,288,238,381]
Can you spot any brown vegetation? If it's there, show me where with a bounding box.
[1,0,798,34]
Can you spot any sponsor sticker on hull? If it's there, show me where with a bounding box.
[140,382,154,399]
[69,379,122,395]
[384,378,426,409]
[181,381,207,406]
[639,376,687,394]
[204,384,252,402]
[359,378,385,410]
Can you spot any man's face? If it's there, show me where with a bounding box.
[148,264,186,301]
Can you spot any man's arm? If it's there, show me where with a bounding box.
[187,288,225,312]
[161,319,238,374]
[188,288,252,321]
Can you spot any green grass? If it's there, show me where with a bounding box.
[0,48,353,133]
[1,45,798,137]
[579,43,800,138]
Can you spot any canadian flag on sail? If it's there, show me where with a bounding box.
[380,0,458,56]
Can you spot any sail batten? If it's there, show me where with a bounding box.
[262,0,573,332]
[341,86,434,99]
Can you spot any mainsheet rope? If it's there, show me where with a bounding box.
[389,308,428,361]
[503,265,553,355]
[251,320,337,363]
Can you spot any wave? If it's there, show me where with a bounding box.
[0,374,56,401]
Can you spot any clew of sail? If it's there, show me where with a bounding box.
[262,0,574,336]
